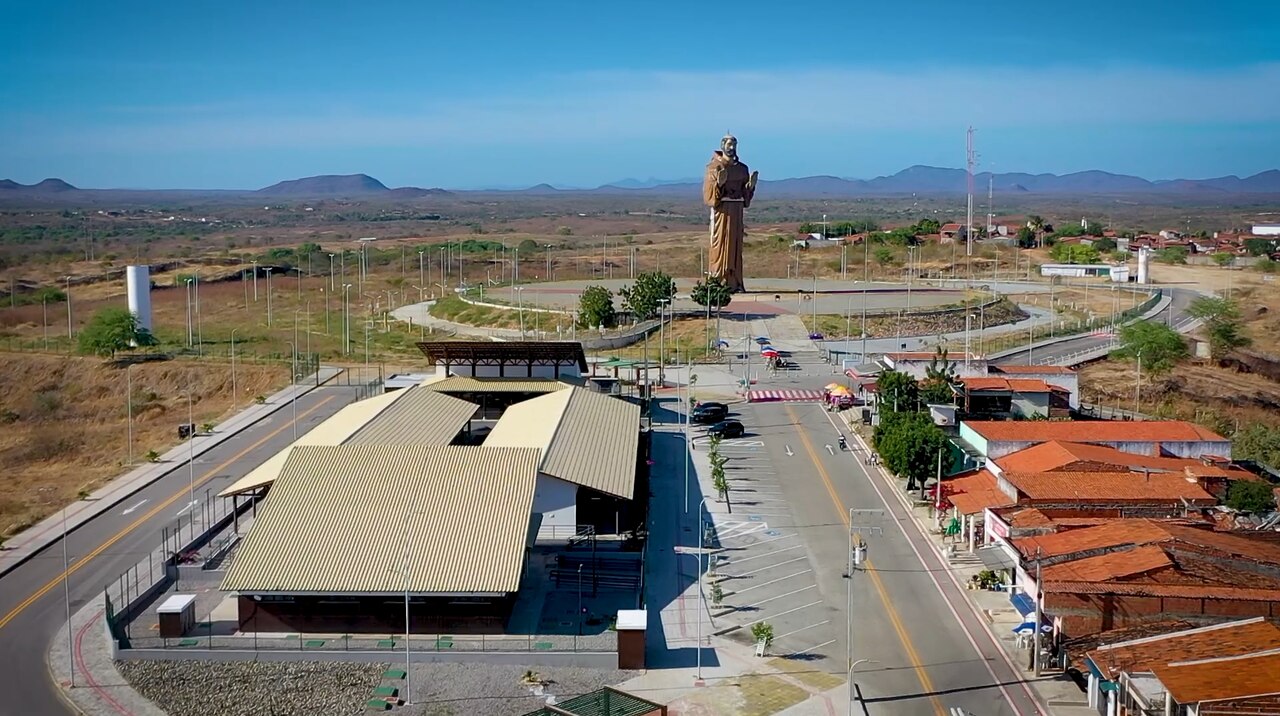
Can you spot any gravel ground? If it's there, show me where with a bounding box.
[407,663,640,716]
[118,660,387,716]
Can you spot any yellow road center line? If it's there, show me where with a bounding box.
[786,404,947,716]
[0,395,336,631]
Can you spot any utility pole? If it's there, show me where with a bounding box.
[65,276,73,340]
[264,268,273,327]
[845,508,884,716]
[966,126,976,259]
[1033,547,1043,677]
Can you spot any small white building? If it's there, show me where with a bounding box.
[1039,263,1130,282]
[878,351,987,380]
[1252,223,1280,236]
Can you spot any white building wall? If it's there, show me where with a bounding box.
[1251,224,1280,236]
[532,472,578,542]
[983,438,1230,460]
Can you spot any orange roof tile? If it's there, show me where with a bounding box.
[1001,471,1215,503]
[1040,545,1174,582]
[1013,519,1177,559]
[962,377,1053,392]
[1153,652,1280,704]
[945,469,1015,515]
[965,420,1228,444]
[1087,617,1280,680]
[1159,523,1280,565]
[996,441,1243,476]
[1050,579,1280,602]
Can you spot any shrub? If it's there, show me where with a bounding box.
[750,621,774,648]
[1225,480,1276,513]
[145,449,161,463]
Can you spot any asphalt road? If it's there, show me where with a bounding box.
[732,399,1043,716]
[0,385,364,716]
[991,286,1199,366]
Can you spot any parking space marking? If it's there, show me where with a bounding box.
[722,544,803,565]
[744,600,824,627]
[744,532,797,548]
[733,555,808,577]
[725,569,812,597]
[741,584,817,610]
[773,619,831,642]
[789,639,837,656]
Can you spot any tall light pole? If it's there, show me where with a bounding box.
[252,260,258,301]
[847,659,878,716]
[125,364,133,465]
[418,250,425,296]
[230,329,239,411]
[1135,349,1143,416]
[264,268,273,327]
[844,506,883,713]
[658,298,669,386]
[514,287,525,339]
[696,496,712,682]
[65,275,73,340]
[286,342,298,439]
[343,284,352,356]
[185,277,194,347]
[328,253,335,292]
[186,387,196,508]
[62,505,74,688]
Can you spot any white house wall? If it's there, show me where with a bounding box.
[532,472,578,542]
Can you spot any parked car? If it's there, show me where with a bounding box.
[707,420,745,439]
[691,402,729,424]
[754,336,771,345]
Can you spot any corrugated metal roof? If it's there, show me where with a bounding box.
[345,387,477,445]
[221,445,540,595]
[485,388,640,499]
[218,390,406,497]
[420,375,574,393]
[219,387,478,497]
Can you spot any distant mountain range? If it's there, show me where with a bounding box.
[3,167,1280,201]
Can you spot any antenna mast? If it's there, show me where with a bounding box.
[988,173,994,237]
[966,127,975,257]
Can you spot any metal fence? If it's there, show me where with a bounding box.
[127,630,618,654]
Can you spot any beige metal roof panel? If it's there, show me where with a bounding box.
[421,376,574,393]
[221,445,540,595]
[218,389,407,497]
[344,387,477,445]
[543,390,640,499]
[484,388,639,499]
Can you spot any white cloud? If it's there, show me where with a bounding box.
[19,63,1280,153]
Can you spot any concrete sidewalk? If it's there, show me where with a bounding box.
[0,367,343,579]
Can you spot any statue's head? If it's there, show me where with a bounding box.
[720,132,738,160]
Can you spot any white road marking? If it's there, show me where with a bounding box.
[733,555,808,577]
[773,619,831,642]
[175,501,196,517]
[723,544,803,565]
[741,584,817,610]
[744,600,824,626]
[785,445,794,456]
[122,499,149,515]
[726,570,813,597]
[744,532,798,548]
[788,638,837,656]
[825,444,834,455]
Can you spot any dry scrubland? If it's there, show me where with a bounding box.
[0,354,286,537]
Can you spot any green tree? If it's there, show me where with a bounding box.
[875,412,948,492]
[1027,215,1046,247]
[1111,320,1188,374]
[1232,424,1280,469]
[619,271,676,321]
[914,218,941,235]
[76,307,157,358]
[1109,250,1130,263]
[1224,480,1276,513]
[1255,258,1278,274]
[1211,252,1235,267]
[920,347,958,405]
[1050,243,1100,264]
[875,369,919,414]
[578,285,616,328]
[1154,246,1188,264]
[691,275,732,310]
[1084,221,1106,237]
[1093,237,1117,252]
[1015,226,1036,249]
[1187,296,1250,358]
[518,238,541,253]
[874,246,895,266]
[1242,238,1279,257]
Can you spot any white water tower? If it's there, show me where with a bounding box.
[1136,247,1151,285]
[126,265,152,331]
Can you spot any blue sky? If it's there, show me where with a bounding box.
[2,0,1278,189]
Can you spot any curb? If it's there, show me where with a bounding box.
[0,367,343,579]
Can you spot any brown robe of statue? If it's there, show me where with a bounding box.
[703,151,755,293]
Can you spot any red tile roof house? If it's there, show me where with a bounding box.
[958,420,1231,461]
[988,364,1080,409]
[1081,618,1280,716]
[1011,519,1280,635]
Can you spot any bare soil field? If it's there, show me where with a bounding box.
[0,353,287,537]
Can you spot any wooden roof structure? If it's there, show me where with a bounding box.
[417,340,588,373]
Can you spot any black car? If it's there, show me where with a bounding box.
[707,420,744,439]
[691,402,729,424]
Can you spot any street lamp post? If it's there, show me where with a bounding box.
[343,284,353,356]
[843,507,883,713]
[658,299,670,386]
[65,275,73,340]
[125,364,133,465]
[230,329,239,411]
[62,505,74,687]
[186,387,196,508]
[264,268,273,327]
[514,287,525,339]
[286,342,298,439]
[846,659,878,716]
[329,253,335,291]
[1135,349,1143,416]
[696,496,712,682]
[418,250,425,294]
[252,260,258,301]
